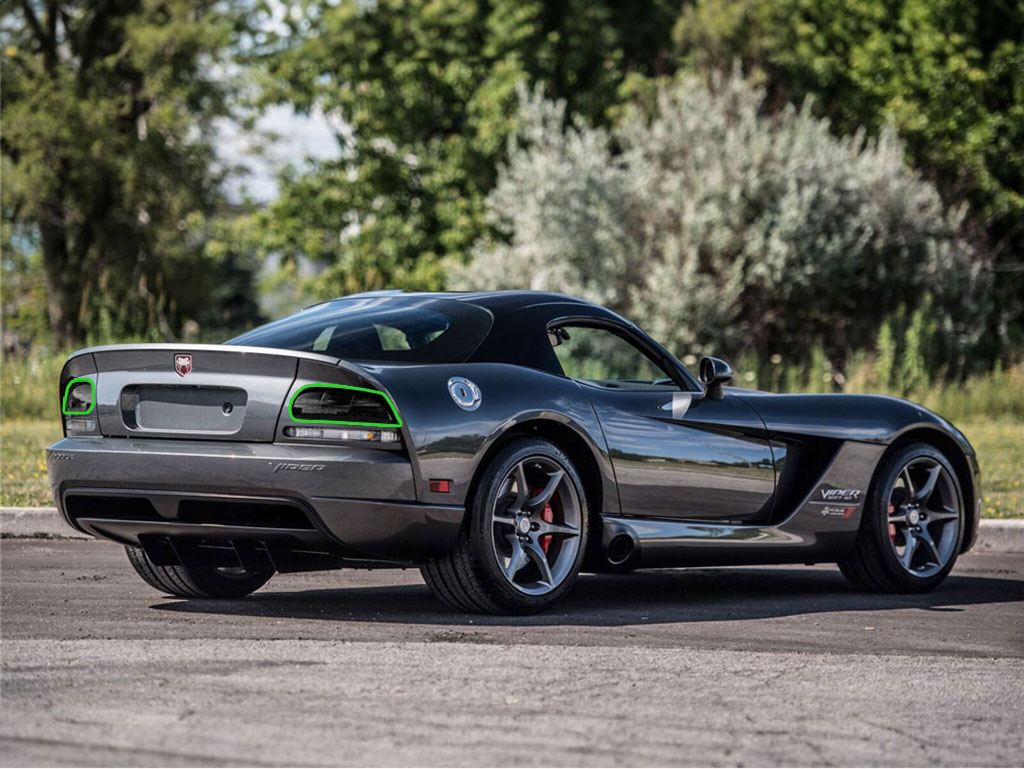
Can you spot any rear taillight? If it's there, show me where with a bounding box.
[288,384,401,428]
[62,378,98,434]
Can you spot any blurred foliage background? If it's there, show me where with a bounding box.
[1,1,1022,510]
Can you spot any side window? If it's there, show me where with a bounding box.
[550,325,678,390]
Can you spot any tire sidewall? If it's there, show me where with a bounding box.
[191,566,274,598]
[468,438,589,611]
[125,545,274,599]
[867,442,965,589]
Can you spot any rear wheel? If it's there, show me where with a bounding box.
[421,438,589,614]
[839,442,964,593]
[125,546,274,599]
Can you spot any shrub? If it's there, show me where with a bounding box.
[454,70,989,369]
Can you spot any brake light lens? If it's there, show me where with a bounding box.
[63,379,95,415]
[288,383,401,428]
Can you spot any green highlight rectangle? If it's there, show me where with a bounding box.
[62,377,95,416]
[288,383,402,428]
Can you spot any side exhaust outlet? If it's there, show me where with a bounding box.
[602,525,639,567]
[607,534,635,565]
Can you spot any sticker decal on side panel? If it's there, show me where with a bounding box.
[818,488,862,502]
[811,486,864,517]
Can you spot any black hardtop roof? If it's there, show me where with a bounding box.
[317,289,604,314]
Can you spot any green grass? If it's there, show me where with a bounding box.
[919,369,1024,424]
[960,419,1024,519]
[1,419,62,507]
[1,353,67,421]
[1,414,1021,516]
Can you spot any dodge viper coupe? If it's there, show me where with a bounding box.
[48,291,980,614]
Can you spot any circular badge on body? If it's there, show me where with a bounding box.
[447,377,482,411]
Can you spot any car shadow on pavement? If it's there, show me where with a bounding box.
[151,565,1024,627]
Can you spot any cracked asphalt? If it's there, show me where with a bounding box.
[1,538,1022,766]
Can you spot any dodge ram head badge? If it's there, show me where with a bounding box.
[174,353,192,377]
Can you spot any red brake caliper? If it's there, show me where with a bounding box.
[533,488,555,554]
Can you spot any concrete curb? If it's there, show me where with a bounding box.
[1,507,90,540]
[971,518,1024,554]
[3,506,1023,552]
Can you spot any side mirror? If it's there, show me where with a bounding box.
[699,356,733,401]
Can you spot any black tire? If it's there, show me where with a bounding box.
[421,438,590,615]
[838,442,965,593]
[125,546,274,599]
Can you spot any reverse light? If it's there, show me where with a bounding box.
[65,417,97,434]
[284,426,399,443]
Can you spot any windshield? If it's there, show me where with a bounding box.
[227,296,493,363]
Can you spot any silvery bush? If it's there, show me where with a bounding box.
[453,70,987,366]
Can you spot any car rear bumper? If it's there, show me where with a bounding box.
[46,437,464,565]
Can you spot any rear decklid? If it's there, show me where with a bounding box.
[62,344,355,442]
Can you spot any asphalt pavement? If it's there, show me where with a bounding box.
[2,538,1022,766]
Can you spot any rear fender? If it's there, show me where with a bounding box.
[365,363,616,509]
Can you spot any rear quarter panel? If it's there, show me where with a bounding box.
[363,363,618,511]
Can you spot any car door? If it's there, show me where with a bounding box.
[550,322,776,522]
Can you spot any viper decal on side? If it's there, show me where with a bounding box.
[819,487,862,502]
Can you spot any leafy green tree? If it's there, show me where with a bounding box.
[674,0,1024,356]
[247,0,677,297]
[1,1,261,348]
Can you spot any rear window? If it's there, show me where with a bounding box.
[227,296,493,363]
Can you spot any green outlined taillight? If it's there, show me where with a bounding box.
[288,383,402,429]
[62,377,97,434]
[62,378,95,415]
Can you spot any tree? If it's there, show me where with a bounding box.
[673,0,1024,356]
[246,0,678,298]
[1,1,261,348]
[455,73,987,370]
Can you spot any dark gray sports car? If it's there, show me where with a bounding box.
[48,291,980,614]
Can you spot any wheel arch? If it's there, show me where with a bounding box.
[464,418,609,541]
[883,426,979,553]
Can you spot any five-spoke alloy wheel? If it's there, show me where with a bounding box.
[885,456,962,578]
[421,437,589,614]
[839,442,965,593]
[490,456,583,595]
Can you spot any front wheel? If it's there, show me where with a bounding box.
[421,438,589,614]
[125,546,274,599]
[839,442,964,593]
